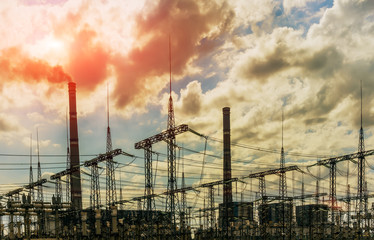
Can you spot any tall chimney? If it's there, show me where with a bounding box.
[223,107,232,204]
[222,107,232,233]
[68,82,82,210]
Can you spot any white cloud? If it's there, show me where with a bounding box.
[283,0,323,14]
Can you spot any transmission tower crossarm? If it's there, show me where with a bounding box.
[115,177,240,204]
[134,124,189,149]
[24,179,48,189]
[50,165,81,180]
[188,128,208,139]
[253,192,328,203]
[293,192,327,200]
[245,165,299,179]
[199,178,239,188]
[5,188,25,197]
[84,148,123,167]
[339,193,374,202]
[309,149,374,167]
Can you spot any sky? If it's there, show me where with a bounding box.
[0,0,374,215]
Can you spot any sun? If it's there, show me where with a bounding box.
[29,35,69,65]
[45,37,64,51]
[43,35,66,53]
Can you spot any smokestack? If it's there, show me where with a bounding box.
[223,107,232,204]
[68,82,82,210]
[222,107,233,234]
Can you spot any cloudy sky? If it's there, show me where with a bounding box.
[0,0,374,213]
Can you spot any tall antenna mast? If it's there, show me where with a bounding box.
[169,35,172,96]
[166,34,179,231]
[282,108,284,148]
[279,108,287,198]
[357,79,367,235]
[279,107,287,238]
[29,134,34,200]
[37,128,43,202]
[106,79,116,207]
[107,80,110,128]
[361,80,363,128]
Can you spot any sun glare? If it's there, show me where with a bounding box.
[45,36,64,52]
[29,35,68,65]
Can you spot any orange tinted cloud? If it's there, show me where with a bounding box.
[1,0,234,112]
[66,28,110,92]
[0,47,71,84]
[111,0,234,108]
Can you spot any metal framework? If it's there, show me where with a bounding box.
[143,143,154,218]
[29,135,34,200]
[357,80,368,237]
[36,130,43,202]
[51,149,123,180]
[207,186,215,229]
[55,177,62,198]
[181,171,187,229]
[308,149,374,239]
[166,93,179,227]
[309,150,374,209]
[134,124,188,221]
[279,112,289,239]
[84,149,124,167]
[24,179,47,191]
[245,165,299,180]
[106,125,117,207]
[329,161,337,238]
[246,165,299,239]
[90,163,101,209]
[279,149,287,198]
[135,124,188,149]
[279,111,287,200]
[309,150,374,167]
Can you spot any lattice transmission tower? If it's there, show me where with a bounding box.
[165,36,180,227]
[106,81,117,207]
